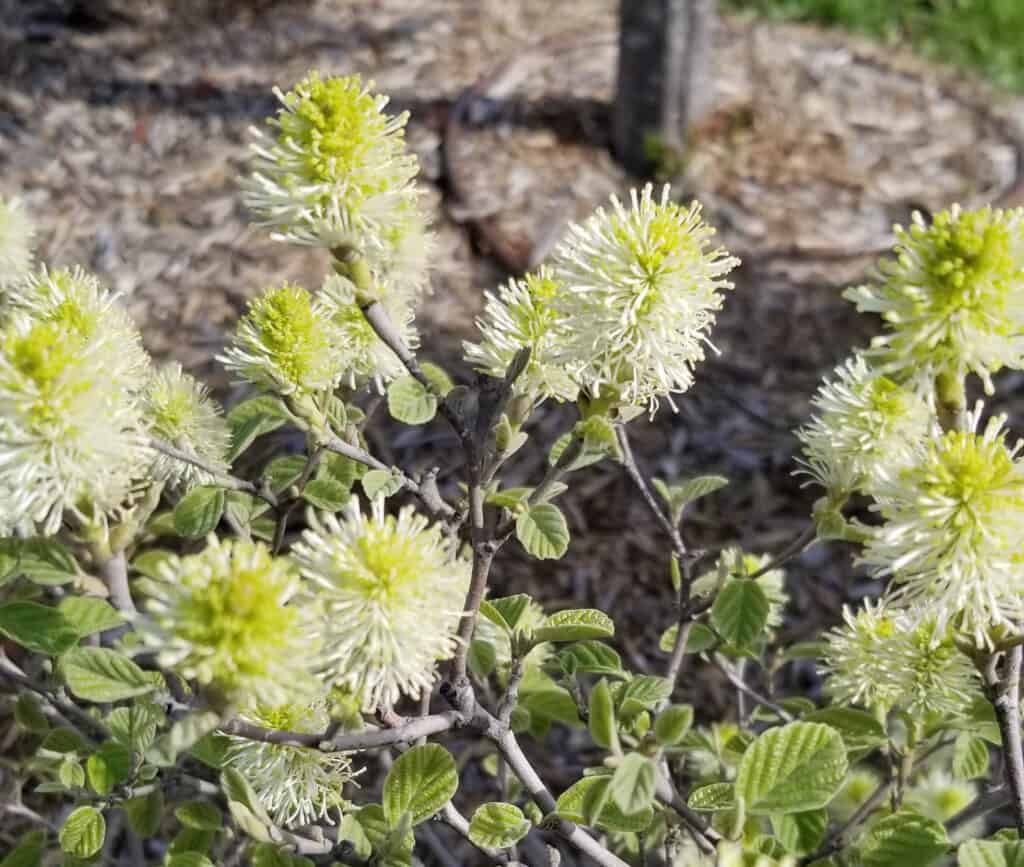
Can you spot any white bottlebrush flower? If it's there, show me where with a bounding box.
[244,72,430,298]
[821,601,980,717]
[224,700,355,827]
[463,267,579,403]
[0,316,150,535]
[220,283,341,398]
[293,497,471,712]
[144,363,230,490]
[796,354,934,497]
[861,407,1024,646]
[317,273,417,391]
[549,183,738,413]
[0,196,35,293]
[845,205,1024,393]
[16,266,150,393]
[906,769,977,825]
[136,537,316,706]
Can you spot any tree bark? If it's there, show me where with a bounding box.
[614,0,717,177]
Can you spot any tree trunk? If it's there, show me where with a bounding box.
[614,0,717,177]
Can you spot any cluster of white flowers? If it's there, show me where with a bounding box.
[821,601,980,717]
[224,700,356,828]
[796,355,934,498]
[846,205,1024,393]
[465,185,738,414]
[144,362,230,490]
[292,497,471,712]
[0,267,152,534]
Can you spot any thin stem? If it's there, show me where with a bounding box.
[272,446,323,555]
[494,728,632,867]
[221,710,466,753]
[711,655,793,722]
[800,778,890,865]
[745,525,817,580]
[981,645,1024,835]
[96,550,135,615]
[150,437,278,508]
[653,762,721,855]
[449,482,496,684]
[617,427,687,563]
[0,655,108,742]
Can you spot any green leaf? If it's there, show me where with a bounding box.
[609,753,656,816]
[549,433,603,471]
[958,839,1024,867]
[535,608,613,643]
[589,678,618,751]
[148,711,221,767]
[483,594,533,633]
[86,742,132,795]
[17,539,79,585]
[62,647,157,703]
[0,602,79,655]
[59,806,105,858]
[576,416,623,462]
[169,826,216,856]
[516,503,570,560]
[655,705,694,746]
[467,803,531,849]
[735,722,848,815]
[124,789,163,837]
[555,777,654,832]
[59,755,85,788]
[175,802,222,831]
[558,641,624,676]
[382,743,458,827]
[0,829,46,867]
[106,703,164,752]
[14,694,49,733]
[687,782,736,812]
[519,685,582,727]
[40,727,87,756]
[354,805,413,867]
[953,732,990,781]
[362,468,403,501]
[302,478,349,511]
[653,475,729,523]
[860,811,948,867]
[263,455,307,494]
[58,597,125,637]
[619,676,673,719]
[772,809,828,856]
[173,486,226,539]
[132,549,174,580]
[467,639,497,680]
[388,376,437,425]
[420,362,454,397]
[659,621,717,654]
[226,395,288,462]
[317,452,364,489]
[710,579,770,649]
[803,707,887,760]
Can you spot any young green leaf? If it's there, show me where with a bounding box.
[361,468,403,501]
[106,703,164,753]
[59,806,106,858]
[0,602,79,655]
[735,722,848,815]
[516,503,570,560]
[618,676,673,719]
[263,455,307,493]
[953,732,990,781]
[173,486,226,539]
[589,678,618,751]
[654,705,694,746]
[382,743,458,827]
[710,578,770,649]
[17,539,79,585]
[226,395,288,462]
[86,742,133,795]
[687,782,736,812]
[387,376,437,425]
[653,475,729,523]
[771,809,828,856]
[859,811,948,867]
[534,609,614,643]
[659,622,717,655]
[57,597,125,637]
[0,830,46,867]
[958,839,1024,867]
[62,647,157,703]
[609,753,656,816]
[14,694,49,734]
[301,478,349,511]
[559,641,624,676]
[467,803,531,849]
[124,789,164,838]
[420,362,454,397]
[175,802,222,831]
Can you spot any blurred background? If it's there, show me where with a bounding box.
[1,0,1023,719]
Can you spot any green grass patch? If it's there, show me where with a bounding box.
[728,0,1024,92]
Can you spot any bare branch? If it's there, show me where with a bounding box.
[981,644,1024,835]
[149,437,278,508]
